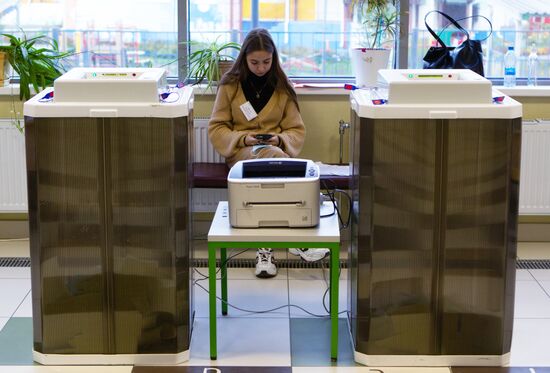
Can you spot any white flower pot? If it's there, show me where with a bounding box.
[350,48,391,88]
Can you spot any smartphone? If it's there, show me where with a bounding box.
[255,134,273,141]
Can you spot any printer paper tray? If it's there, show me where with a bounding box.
[233,206,317,228]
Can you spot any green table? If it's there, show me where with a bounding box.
[207,201,341,361]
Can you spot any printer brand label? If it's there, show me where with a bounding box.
[245,184,260,188]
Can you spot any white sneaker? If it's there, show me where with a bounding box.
[288,248,330,262]
[255,248,277,278]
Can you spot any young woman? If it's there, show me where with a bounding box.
[208,28,305,167]
[208,28,328,278]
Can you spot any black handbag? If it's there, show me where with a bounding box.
[423,10,492,76]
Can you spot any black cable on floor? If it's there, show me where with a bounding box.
[194,249,348,317]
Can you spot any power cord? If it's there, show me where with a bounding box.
[192,184,351,317]
[320,200,336,218]
[320,259,346,315]
[193,248,250,281]
[321,179,352,229]
[193,249,348,317]
[194,281,330,317]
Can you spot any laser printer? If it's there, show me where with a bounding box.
[227,158,320,228]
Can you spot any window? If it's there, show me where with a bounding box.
[188,0,360,78]
[1,0,363,79]
[1,0,179,76]
[408,0,549,79]
[0,0,548,81]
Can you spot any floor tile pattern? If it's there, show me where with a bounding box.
[1,241,550,372]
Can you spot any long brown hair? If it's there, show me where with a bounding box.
[220,28,299,110]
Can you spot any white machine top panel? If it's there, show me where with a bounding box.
[378,69,493,105]
[24,85,194,118]
[54,68,167,103]
[352,69,522,119]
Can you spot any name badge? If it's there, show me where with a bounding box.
[240,101,258,121]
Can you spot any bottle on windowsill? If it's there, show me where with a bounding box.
[503,46,516,88]
[527,43,538,87]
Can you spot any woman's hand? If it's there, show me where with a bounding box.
[264,134,280,147]
[243,133,280,147]
[244,133,260,146]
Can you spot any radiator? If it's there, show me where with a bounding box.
[519,120,550,214]
[193,117,224,163]
[0,120,27,212]
[3,119,548,214]
[193,187,228,212]
[0,118,225,213]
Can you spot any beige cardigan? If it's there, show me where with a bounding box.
[208,81,305,165]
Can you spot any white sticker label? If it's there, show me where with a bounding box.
[240,101,258,121]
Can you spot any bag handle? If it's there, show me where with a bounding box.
[424,10,470,47]
[439,15,493,42]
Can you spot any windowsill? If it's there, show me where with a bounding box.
[175,83,550,98]
[0,84,21,96]
[0,82,350,97]
[191,83,349,96]
[0,84,37,97]
[495,85,550,97]
[3,82,550,98]
[194,82,550,97]
[0,82,349,97]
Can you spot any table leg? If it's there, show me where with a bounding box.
[330,243,339,361]
[221,247,228,315]
[208,243,217,360]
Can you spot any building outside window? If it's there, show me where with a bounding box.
[189,0,357,78]
[0,0,548,81]
[0,0,179,76]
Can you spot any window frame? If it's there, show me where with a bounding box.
[4,1,550,86]
[148,0,549,87]
[177,0,188,83]
[180,0,410,84]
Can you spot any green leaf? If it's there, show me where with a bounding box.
[1,31,73,100]
[183,37,241,90]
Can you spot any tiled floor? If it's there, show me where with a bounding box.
[1,240,550,372]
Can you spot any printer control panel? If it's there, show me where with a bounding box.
[308,166,318,177]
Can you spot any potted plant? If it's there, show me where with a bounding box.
[350,0,398,87]
[186,37,241,92]
[354,0,398,49]
[0,32,72,131]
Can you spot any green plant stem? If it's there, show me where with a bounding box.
[1,31,72,132]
